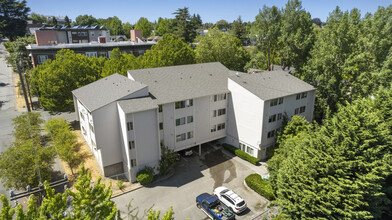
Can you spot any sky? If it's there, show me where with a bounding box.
[26,0,391,24]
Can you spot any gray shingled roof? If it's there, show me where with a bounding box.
[72,73,147,112]
[128,62,229,104]
[117,97,158,114]
[228,70,315,101]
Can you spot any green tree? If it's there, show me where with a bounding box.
[0,165,119,219]
[52,16,57,26]
[301,7,369,121]
[64,15,70,26]
[279,0,314,70]
[139,34,195,68]
[172,7,196,43]
[271,94,392,219]
[4,35,36,71]
[0,0,30,40]
[195,28,249,71]
[0,139,55,189]
[107,16,124,35]
[123,22,132,38]
[29,12,46,24]
[158,146,177,175]
[30,49,103,112]
[101,48,137,77]
[215,19,229,30]
[74,14,98,26]
[230,16,248,45]
[46,118,80,174]
[147,206,174,220]
[135,17,153,38]
[12,111,43,142]
[155,17,173,36]
[67,165,117,219]
[251,5,282,70]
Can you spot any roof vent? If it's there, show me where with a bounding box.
[235,72,239,77]
[209,74,212,76]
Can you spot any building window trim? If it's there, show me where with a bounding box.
[127,122,133,131]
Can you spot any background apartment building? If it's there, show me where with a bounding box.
[72,62,315,182]
[27,27,156,67]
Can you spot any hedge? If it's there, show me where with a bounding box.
[222,143,259,165]
[245,174,276,201]
[136,166,154,185]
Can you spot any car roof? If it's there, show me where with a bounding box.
[223,190,244,204]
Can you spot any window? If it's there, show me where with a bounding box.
[129,140,135,150]
[159,122,163,130]
[267,130,275,138]
[160,139,164,147]
[37,55,48,64]
[187,131,193,139]
[186,99,193,107]
[127,122,133,131]
[80,112,85,120]
[296,94,301,100]
[213,110,217,117]
[301,92,307,99]
[176,117,186,126]
[217,123,225,131]
[71,32,77,34]
[269,114,276,123]
[98,51,107,58]
[176,133,186,142]
[270,99,278,106]
[213,93,226,102]
[278,97,284,104]
[138,50,145,56]
[91,32,95,37]
[246,146,254,156]
[85,52,97,58]
[131,159,137,167]
[240,143,246,151]
[175,99,193,109]
[175,101,185,109]
[300,106,306,113]
[277,113,283,120]
[158,105,162,112]
[295,108,299,114]
[89,123,94,133]
[218,108,226,116]
[78,31,87,36]
[187,115,193,123]
[211,125,217,132]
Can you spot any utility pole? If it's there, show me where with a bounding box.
[15,55,31,112]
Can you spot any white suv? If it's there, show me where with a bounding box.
[213,186,247,214]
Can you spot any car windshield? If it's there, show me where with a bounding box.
[237,201,245,207]
[221,189,229,194]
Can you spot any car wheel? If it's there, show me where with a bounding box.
[196,203,201,209]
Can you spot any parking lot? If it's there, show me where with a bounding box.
[113,144,269,219]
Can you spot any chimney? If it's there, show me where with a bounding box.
[130,30,142,42]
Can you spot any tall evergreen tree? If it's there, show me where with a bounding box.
[172,7,196,43]
[230,16,248,45]
[64,15,70,26]
[0,0,30,40]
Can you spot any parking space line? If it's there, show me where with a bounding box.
[182,157,188,162]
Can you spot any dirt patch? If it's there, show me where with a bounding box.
[205,149,237,189]
[59,130,140,196]
[13,72,26,110]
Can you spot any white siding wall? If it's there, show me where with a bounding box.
[92,102,123,173]
[130,109,160,182]
[226,79,264,158]
[57,31,67,44]
[117,105,131,180]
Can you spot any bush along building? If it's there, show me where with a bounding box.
[26,26,156,67]
[72,62,316,182]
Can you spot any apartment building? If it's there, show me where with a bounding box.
[72,62,315,182]
[27,26,156,67]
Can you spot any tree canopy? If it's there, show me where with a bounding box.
[195,28,249,71]
[135,17,153,38]
[0,0,30,40]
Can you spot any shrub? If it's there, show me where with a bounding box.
[117,180,125,191]
[222,143,259,165]
[158,146,177,175]
[245,174,276,201]
[136,166,154,185]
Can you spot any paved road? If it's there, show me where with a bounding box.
[0,41,23,201]
[113,147,269,220]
